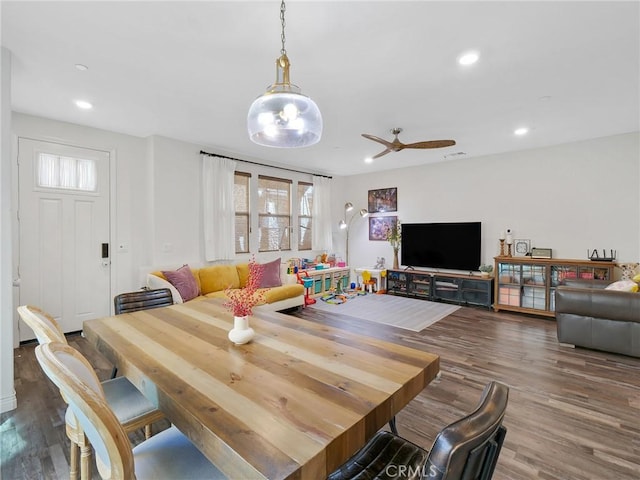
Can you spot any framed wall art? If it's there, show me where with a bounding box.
[367,187,397,213]
[369,215,397,241]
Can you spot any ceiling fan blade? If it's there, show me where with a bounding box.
[404,140,456,149]
[372,148,392,159]
[361,133,394,148]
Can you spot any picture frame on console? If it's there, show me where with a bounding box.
[369,215,397,241]
[368,187,397,213]
[514,239,531,257]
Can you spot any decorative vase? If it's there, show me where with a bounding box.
[228,315,255,345]
[393,249,399,270]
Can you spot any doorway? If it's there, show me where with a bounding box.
[17,138,111,341]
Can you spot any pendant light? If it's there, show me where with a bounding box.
[247,0,322,148]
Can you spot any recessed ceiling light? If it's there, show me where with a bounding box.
[458,51,479,66]
[75,64,88,71]
[514,127,529,136]
[75,100,93,110]
[364,157,373,164]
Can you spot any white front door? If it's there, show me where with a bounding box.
[17,138,111,341]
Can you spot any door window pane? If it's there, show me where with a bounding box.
[37,153,97,192]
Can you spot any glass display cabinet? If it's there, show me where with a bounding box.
[494,257,614,317]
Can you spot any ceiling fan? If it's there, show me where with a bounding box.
[361,128,456,159]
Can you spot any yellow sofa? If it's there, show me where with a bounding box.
[146,262,305,312]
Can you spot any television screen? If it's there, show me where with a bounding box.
[400,222,481,271]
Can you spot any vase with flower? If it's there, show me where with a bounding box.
[385,219,401,269]
[224,257,265,345]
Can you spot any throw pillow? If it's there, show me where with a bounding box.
[147,274,182,304]
[162,265,200,301]
[259,258,282,288]
[605,279,639,293]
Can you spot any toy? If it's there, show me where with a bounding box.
[615,262,639,281]
[296,272,316,306]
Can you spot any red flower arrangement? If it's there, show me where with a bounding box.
[224,257,266,317]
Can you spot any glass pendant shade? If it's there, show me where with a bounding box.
[248,52,322,148]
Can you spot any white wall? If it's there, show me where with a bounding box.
[8,118,333,301]
[147,135,331,272]
[12,113,151,296]
[1,47,17,413]
[336,132,640,275]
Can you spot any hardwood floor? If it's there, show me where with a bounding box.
[2,305,639,479]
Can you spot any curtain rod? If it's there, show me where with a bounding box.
[199,150,332,179]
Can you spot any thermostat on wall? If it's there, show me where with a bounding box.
[531,248,552,259]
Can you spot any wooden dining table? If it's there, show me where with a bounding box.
[83,298,440,479]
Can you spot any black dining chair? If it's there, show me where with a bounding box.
[110,288,174,378]
[328,381,509,480]
[114,288,174,314]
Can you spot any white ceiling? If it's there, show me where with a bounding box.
[3,1,639,176]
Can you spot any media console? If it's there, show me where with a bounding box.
[386,268,494,308]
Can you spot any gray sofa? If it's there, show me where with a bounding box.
[555,279,640,357]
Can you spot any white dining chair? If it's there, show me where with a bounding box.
[35,342,225,480]
[17,305,165,480]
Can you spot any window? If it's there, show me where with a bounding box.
[234,172,250,253]
[298,182,313,250]
[258,176,291,252]
[37,153,97,192]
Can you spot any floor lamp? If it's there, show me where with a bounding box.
[338,202,368,266]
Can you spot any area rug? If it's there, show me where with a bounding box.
[309,294,460,332]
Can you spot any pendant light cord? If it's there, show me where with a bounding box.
[280,0,287,56]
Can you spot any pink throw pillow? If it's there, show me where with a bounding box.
[259,258,282,288]
[162,265,200,301]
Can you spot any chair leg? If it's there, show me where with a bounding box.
[388,416,398,435]
[144,423,152,439]
[69,441,79,480]
[80,444,92,480]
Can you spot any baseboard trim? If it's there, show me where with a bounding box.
[1,390,17,413]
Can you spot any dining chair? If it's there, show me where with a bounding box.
[35,342,225,480]
[109,288,173,378]
[113,288,173,315]
[17,305,165,480]
[328,381,509,480]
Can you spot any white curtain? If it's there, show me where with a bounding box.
[202,155,237,261]
[312,175,332,251]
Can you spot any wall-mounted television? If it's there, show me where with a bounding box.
[401,222,481,271]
